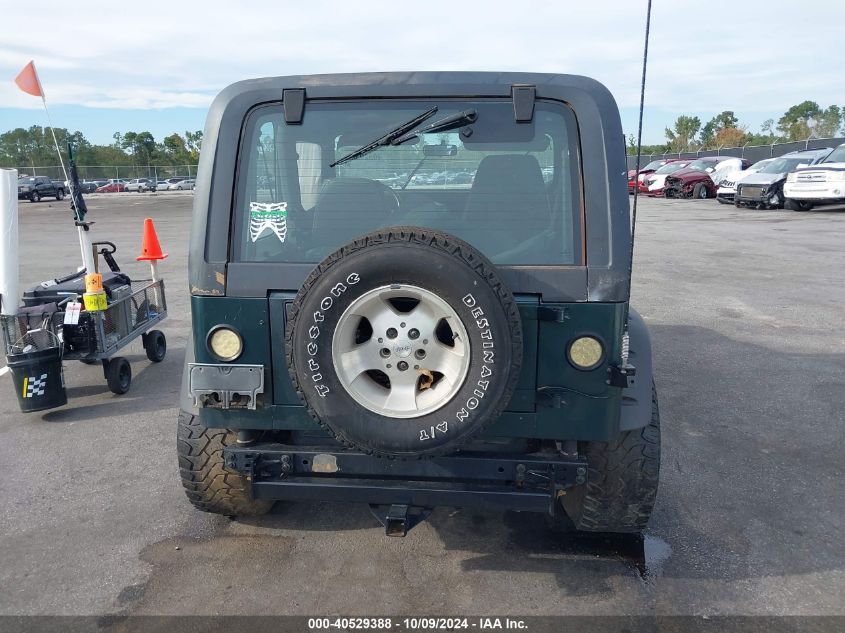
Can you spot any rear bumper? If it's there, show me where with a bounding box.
[225,443,587,514]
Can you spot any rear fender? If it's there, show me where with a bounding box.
[619,308,654,431]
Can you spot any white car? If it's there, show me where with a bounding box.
[716,158,776,204]
[707,157,747,192]
[125,178,155,192]
[641,160,692,194]
[784,143,845,211]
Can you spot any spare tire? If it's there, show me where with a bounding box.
[286,227,522,457]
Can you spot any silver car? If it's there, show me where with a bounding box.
[168,178,196,191]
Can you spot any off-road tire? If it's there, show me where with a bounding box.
[176,411,273,516]
[286,226,523,458]
[561,383,660,533]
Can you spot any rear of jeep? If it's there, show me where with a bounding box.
[178,72,659,535]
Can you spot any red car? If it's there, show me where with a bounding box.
[95,182,127,193]
[663,157,750,199]
[627,159,671,193]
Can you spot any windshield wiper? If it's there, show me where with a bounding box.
[390,109,478,146]
[330,107,438,168]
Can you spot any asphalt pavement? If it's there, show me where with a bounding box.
[0,192,842,618]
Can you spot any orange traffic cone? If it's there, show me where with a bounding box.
[137,218,168,261]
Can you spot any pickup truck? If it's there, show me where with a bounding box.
[784,143,845,211]
[17,176,65,202]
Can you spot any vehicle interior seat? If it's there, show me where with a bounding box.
[308,178,397,254]
[462,154,551,257]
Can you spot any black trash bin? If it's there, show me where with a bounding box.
[7,346,67,412]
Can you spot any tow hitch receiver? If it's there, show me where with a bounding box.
[370,504,432,537]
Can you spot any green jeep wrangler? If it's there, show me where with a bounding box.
[179,72,659,536]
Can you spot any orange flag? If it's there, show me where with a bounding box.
[14,61,43,98]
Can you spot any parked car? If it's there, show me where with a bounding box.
[716,158,776,204]
[735,149,831,209]
[627,159,670,194]
[125,178,155,192]
[663,157,750,199]
[168,178,195,190]
[154,177,185,191]
[63,178,94,191]
[95,182,127,193]
[783,143,845,211]
[640,159,692,195]
[17,175,65,202]
[72,181,99,194]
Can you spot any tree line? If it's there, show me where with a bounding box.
[0,126,202,169]
[3,100,842,163]
[628,100,844,155]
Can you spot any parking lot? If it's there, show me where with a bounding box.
[0,192,843,617]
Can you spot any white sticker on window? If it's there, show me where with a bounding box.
[249,202,288,243]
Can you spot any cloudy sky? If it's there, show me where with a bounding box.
[1,0,843,145]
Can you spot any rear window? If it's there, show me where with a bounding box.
[654,162,688,174]
[685,159,717,172]
[760,157,810,174]
[824,146,845,163]
[233,99,582,266]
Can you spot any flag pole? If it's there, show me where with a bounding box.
[35,72,96,276]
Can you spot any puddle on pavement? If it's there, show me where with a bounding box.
[641,534,672,579]
[546,531,672,580]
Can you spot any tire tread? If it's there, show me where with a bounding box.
[563,383,660,532]
[176,411,272,516]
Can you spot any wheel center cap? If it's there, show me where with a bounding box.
[393,341,412,358]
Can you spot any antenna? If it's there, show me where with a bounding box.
[622,0,654,355]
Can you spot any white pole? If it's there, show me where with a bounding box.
[40,95,96,275]
[0,169,20,315]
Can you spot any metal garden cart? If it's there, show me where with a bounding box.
[2,255,168,411]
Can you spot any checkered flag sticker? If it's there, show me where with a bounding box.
[249,202,288,243]
[26,373,48,397]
